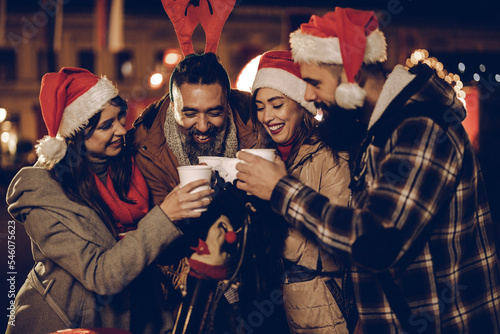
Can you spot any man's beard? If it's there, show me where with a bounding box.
[180,124,227,165]
[317,103,367,157]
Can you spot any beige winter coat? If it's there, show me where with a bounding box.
[282,142,351,334]
[5,167,182,334]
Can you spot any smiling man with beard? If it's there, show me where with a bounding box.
[129,53,257,333]
[173,78,229,165]
[131,53,256,206]
[236,8,500,334]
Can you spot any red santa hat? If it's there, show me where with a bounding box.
[252,50,317,115]
[36,67,118,166]
[289,7,387,110]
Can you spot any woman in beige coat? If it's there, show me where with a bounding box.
[5,68,211,334]
[250,51,354,333]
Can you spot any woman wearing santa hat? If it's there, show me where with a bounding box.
[5,67,211,334]
[250,51,355,333]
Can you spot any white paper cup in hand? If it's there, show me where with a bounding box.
[198,156,223,170]
[240,148,276,162]
[216,157,239,184]
[177,165,213,212]
[239,149,276,195]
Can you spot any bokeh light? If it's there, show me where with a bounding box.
[235,55,263,93]
[0,108,6,122]
[405,49,467,108]
[149,72,164,89]
[164,51,182,67]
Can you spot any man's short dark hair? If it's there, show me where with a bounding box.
[170,52,231,101]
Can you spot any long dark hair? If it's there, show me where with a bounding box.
[250,90,321,169]
[50,95,132,238]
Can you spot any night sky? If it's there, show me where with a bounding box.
[6,0,500,28]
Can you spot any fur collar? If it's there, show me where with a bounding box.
[368,65,416,130]
[163,104,239,166]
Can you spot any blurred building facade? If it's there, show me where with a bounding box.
[1,4,500,211]
[1,3,500,332]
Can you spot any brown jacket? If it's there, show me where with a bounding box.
[130,90,256,206]
[283,142,352,334]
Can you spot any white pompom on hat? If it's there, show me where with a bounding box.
[36,67,118,167]
[289,7,387,110]
[252,50,317,115]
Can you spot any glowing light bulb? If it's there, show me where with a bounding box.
[0,108,6,122]
[149,73,164,89]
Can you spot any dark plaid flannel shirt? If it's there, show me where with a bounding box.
[270,67,500,333]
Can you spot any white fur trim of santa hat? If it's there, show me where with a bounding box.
[58,77,118,138]
[36,76,118,166]
[290,29,387,65]
[252,67,317,115]
[335,82,367,110]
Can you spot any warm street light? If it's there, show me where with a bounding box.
[0,108,7,122]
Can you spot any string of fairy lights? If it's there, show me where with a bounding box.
[404,49,467,107]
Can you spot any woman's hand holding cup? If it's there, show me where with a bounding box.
[160,178,214,221]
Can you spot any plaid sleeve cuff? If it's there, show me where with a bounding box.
[270,175,303,217]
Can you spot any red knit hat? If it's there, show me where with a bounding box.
[252,51,316,115]
[290,7,387,110]
[36,67,118,166]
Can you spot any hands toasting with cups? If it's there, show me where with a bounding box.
[159,148,289,223]
[236,149,287,200]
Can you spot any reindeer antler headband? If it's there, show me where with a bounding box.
[161,0,236,56]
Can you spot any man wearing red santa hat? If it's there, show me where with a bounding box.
[236,7,500,334]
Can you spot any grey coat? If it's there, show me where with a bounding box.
[5,167,182,334]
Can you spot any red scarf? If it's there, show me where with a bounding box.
[276,132,298,162]
[94,159,149,239]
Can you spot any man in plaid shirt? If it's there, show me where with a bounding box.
[236,8,500,333]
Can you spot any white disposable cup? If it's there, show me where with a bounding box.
[239,149,276,195]
[177,165,213,212]
[240,148,276,162]
[198,156,223,170]
[217,157,239,184]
